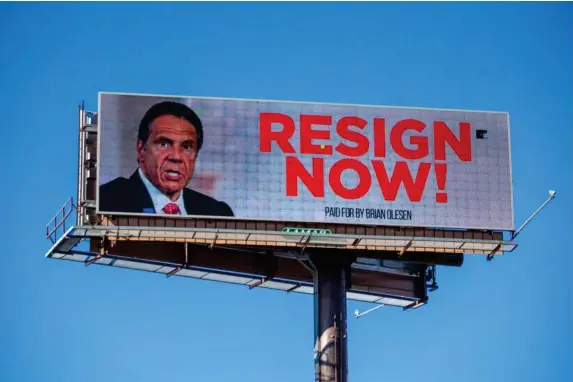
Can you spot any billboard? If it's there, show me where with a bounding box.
[96,92,514,231]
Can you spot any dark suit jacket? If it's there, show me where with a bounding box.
[98,170,234,217]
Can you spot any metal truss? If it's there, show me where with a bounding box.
[45,225,423,309]
[52,223,517,256]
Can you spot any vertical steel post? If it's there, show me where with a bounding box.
[77,102,84,225]
[312,253,353,382]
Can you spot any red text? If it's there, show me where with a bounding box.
[259,112,473,203]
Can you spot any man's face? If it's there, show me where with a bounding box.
[137,114,199,200]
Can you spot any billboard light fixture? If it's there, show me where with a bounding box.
[354,304,385,319]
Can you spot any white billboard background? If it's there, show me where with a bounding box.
[97,92,514,231]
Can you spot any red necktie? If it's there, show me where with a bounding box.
[162,203,181,215]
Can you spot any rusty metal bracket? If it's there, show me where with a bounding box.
[486,243,503,261]
[300,233,313,254]
[398,239,413,257]
[249,251,277,289]
[286,283,302,293]
[248,277,268,289]
[403,298,427,311]
[166,243,189,278]
[85,237,110,266]
[209,230,219,250]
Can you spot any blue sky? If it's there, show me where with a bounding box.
[1,2,572,381]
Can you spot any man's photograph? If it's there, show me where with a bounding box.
[98,100,234,217]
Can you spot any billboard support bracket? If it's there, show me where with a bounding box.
[248,277,269,290]
[487,189,556,261]
[301,234,313,254]
[297,258,315,276]
[185,243,189,264]
[399,239,414,256]
[286,283,302,293]
[510,189,556,242]
[166,243,190,278]
[209,230,220,250]
[85,237,109,266]
[403,299,427,311]
[248,252,278,289]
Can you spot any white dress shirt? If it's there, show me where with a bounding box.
[138,168,187,215]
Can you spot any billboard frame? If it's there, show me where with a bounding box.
[95,91,515,233]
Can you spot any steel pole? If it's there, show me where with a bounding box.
[312,253,353,382]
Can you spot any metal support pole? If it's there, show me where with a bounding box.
[312,253,353,382]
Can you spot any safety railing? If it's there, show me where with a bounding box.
[46,197,77,243]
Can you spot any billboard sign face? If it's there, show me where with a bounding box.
[97,92,514,231]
